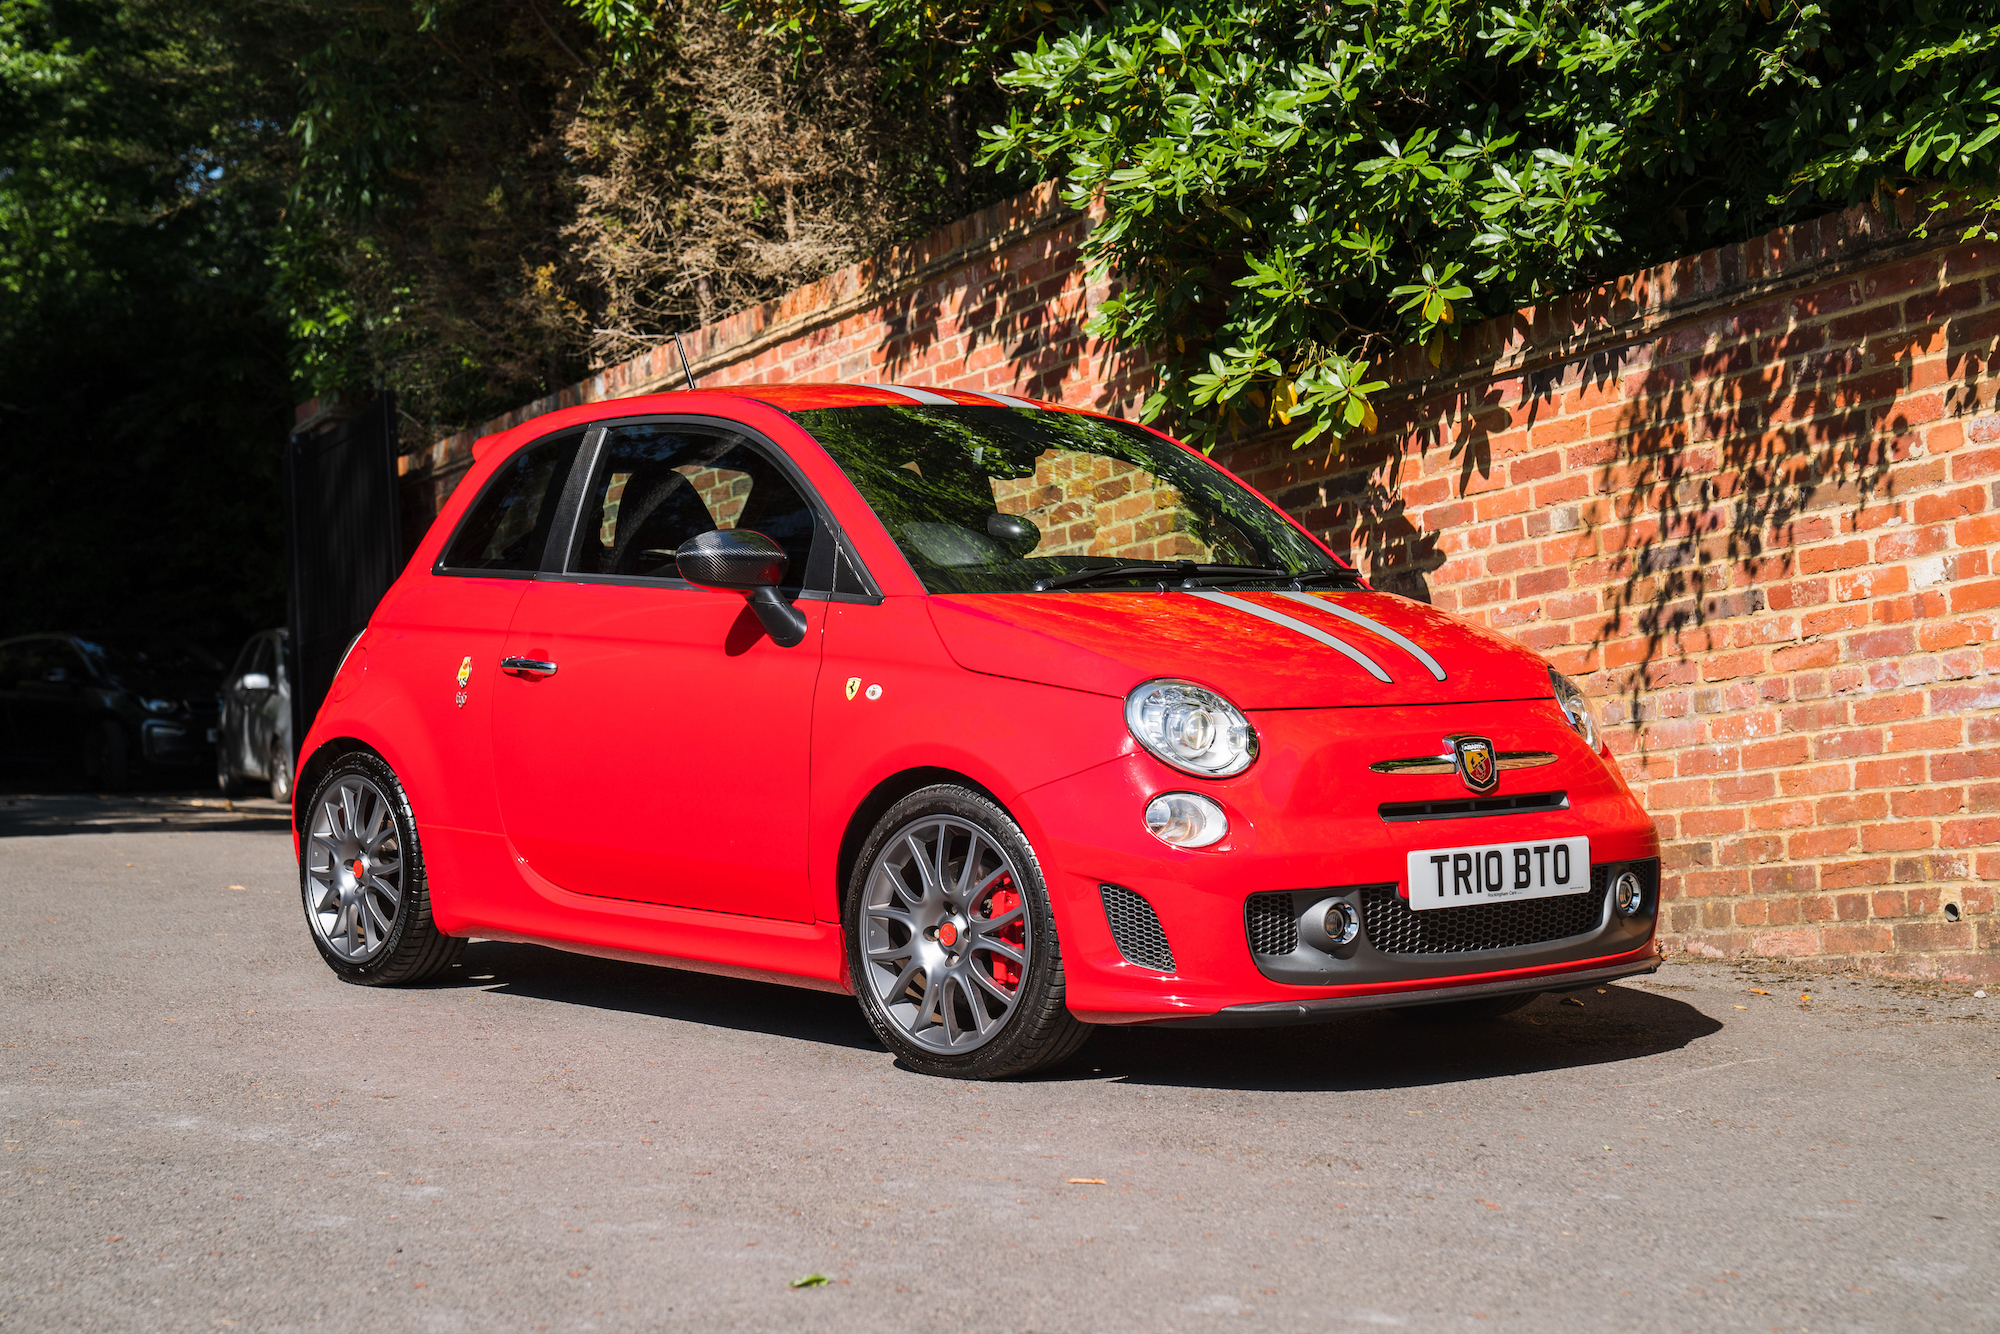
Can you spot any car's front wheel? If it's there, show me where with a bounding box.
[300,751,462,985]
[846,785,1091,1079]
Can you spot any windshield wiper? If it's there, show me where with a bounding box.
[1033,561,1366,592]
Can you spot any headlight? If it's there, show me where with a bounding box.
[1143,792,1229,848]
[142,697,176,715]
[1124,679,1258,778]
[1548,667,1599,750]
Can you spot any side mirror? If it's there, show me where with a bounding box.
[986,512,1041,557]
[675,530,809,648]
[239,672,272,692]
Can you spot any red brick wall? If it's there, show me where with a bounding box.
[1220,201,2000,984]
[411,187,1999,982]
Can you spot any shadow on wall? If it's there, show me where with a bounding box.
[876,216,1154,416]
[1589,301,1994,733]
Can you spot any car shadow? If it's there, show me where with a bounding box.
[0,790,292,837]
[1057,985,1724,1092]
[432,942,1720,1086]
[427,940,882,1052]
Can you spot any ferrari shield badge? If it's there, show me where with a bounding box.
[845,677,861,701]
[1452,735,1498,794]
[455,655,472,709]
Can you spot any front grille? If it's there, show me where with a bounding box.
[1244,891,1298,955]
[1360,875,1608,954]
[1378,791,1569,822]
[1100,884,1175,972]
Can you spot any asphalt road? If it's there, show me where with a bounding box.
[2,791,1994,1333]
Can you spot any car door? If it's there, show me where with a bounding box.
[491,418,832,922]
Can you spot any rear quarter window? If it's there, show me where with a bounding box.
[438,428,587,573]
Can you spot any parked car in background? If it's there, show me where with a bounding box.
[0,633,221,789]
[217,628,294,800]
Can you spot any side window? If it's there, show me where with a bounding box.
[439,428,587,573]
[250,637,275,677]
[569,424,822,592]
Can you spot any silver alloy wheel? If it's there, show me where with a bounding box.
[305,774,403,963]
[860,816,1030,1054]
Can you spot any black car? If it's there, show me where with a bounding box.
[0,633,222,789]
[216,628,294,801]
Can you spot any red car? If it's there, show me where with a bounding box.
[294,385,1658,1078]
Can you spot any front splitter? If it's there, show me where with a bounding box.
[1152,953,1662,1028]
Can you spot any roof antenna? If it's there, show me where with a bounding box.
[671,330,697,391]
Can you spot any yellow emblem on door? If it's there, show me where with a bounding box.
[456,656,472,688]
[845,677,861,701]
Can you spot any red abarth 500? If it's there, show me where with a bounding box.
[293,384,1659,1078]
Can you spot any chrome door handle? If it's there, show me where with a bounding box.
[500,657,558,678]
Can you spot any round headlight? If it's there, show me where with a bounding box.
[1548,667,1599,751]
[1125,679,1257,778]
[1143,792,1229,848]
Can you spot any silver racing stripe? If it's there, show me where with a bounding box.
[852,382,957,405]
[1189,591,1392,683]
[1276,591,1447,682]
[964,391,1041,409]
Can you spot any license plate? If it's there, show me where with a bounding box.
[1406,836,1590,910]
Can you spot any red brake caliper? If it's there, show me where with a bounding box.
[987,875,1022,988]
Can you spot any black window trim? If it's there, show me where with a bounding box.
[530,411,883,604]
[432,424,594,581]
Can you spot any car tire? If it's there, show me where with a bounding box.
[216,742,245,798]
[845,784,1091,1080]
[84,720,129,792]
[1391,992,1539,1023]
[300,751,463,986]
[268,738,293,803]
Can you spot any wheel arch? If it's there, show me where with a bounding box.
[293,736,380,838]
[834,766,1014,907]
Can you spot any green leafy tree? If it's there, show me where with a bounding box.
[0,0,294,645]
[970,0,2000,451]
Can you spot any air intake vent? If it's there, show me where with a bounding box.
[1244,892,1299,955]
[1378,791,1569,822]
[1100,884,1175,972]
[1360,876,1609,954]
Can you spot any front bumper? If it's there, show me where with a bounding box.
[1161,953,1661,1027]
[1019,699,1661,1025]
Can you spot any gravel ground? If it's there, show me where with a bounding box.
[1,790,1994,1332]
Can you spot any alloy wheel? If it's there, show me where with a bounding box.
[860,816,1030,1054]
[304,774,403,963]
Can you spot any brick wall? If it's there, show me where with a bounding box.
[1220,199,2000,985]
[411,186,1999,983]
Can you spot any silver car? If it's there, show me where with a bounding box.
[216,629,293,801]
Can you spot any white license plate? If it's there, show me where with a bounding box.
[1406,836,1591,910]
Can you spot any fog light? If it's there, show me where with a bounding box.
[1612,870,1645,917]
[1143,792,1228,848]
[1323,901,1359,946]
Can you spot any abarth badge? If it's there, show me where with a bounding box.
[1452,735,1498,794]
[845,677,861,700]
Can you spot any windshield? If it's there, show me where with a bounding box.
[792,406,1347,594]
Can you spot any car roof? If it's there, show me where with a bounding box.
[469,382,1117,462]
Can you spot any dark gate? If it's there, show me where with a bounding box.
[285,394,402,759]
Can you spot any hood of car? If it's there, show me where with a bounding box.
[926,588,1554,709]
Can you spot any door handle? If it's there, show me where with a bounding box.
[500,657,558,678]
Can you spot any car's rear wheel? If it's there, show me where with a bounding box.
[268,738,293,803]
[300,752,461,985]
[1392,992,1539,1022]
[846,784,1090,1079]
[216,738,245,798]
